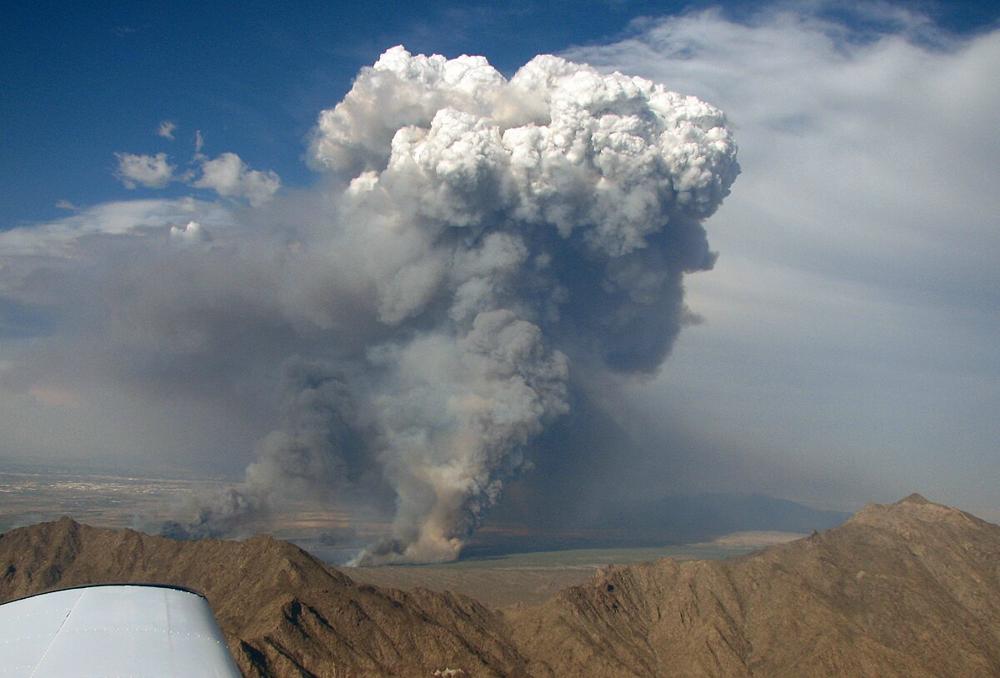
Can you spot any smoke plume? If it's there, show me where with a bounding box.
[2,47,738,563]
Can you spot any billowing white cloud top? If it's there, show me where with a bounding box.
[312,46,737,257]
[1,46,738,564]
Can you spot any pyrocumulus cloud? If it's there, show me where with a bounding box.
[2,46,738,563]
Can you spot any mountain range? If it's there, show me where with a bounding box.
[1,494,998,676]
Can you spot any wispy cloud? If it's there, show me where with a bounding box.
[193,152,281,207]
[565,4,1000,508]
[115,152,175,189]
[157,120,177,140]
[112,145,281,206]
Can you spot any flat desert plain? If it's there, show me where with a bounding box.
[346,534,802,607]
[0,466,800,607]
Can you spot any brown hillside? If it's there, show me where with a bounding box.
[508,494,1000,677]
[0,517,527,676]
[2,494,999,677]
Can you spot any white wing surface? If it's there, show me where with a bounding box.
[0,584,241,677]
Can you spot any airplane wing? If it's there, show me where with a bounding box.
[0,584,241,677]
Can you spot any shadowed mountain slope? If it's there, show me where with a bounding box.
[2,494,999,676]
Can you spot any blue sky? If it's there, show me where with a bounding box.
[4,1,997,230]
[4,0,693,228]
[2,1,1000,553]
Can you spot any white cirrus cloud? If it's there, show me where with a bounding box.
[0,198,228,261]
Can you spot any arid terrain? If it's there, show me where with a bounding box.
[2,494,999,676]
[347,535,800,607]
[0,465,849,566]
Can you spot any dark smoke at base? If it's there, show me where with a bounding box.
[138,46,739,562]
[161,358,370,540]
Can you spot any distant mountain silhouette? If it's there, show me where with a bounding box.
[3,494,999,676]
[467,492,848,555]
[610,492,849,538]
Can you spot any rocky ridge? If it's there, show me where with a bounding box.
[2,494,998,677]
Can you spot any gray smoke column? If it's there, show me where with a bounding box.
[169,46,739,563]
[161,358,357,540]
